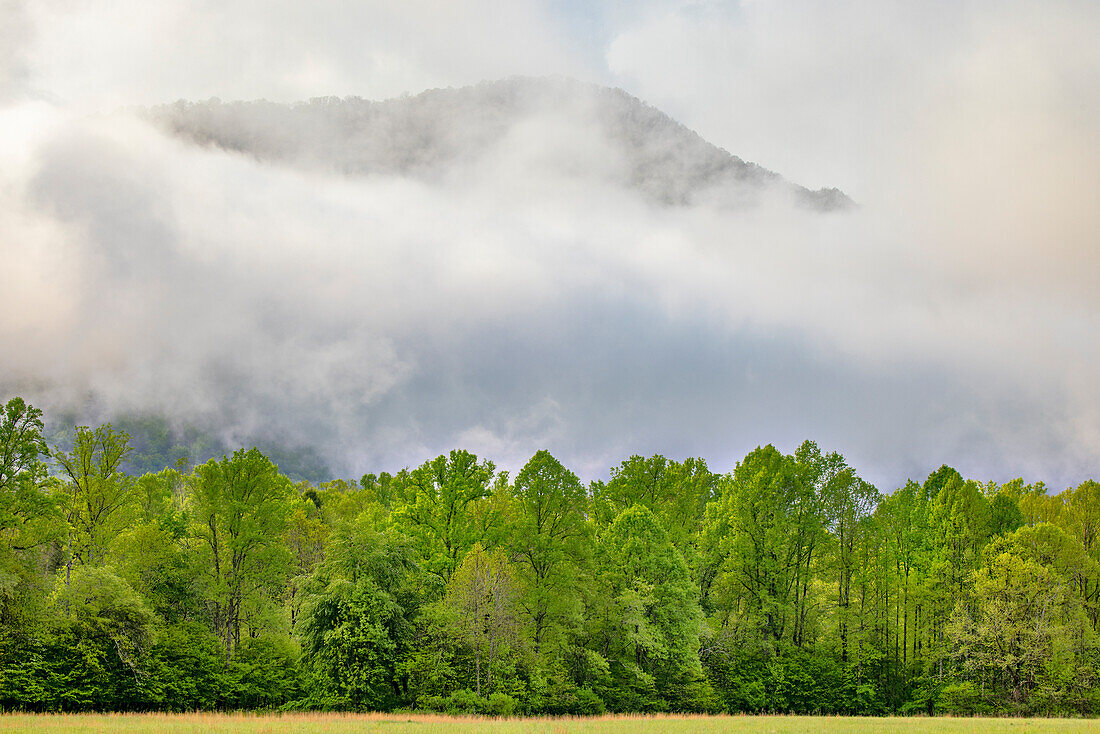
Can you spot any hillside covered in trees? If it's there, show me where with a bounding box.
[1,395,1098,716]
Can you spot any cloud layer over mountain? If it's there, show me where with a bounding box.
[0,1,1097,489]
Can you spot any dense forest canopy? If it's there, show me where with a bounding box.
[1,395,1098,715]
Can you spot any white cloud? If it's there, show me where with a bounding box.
[0,1,1097,488]
[17,0,593,109]
[605,1,1100,281]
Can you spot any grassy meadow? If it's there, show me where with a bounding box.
[0,713,1097,734]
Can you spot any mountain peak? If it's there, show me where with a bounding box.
[149,76,852,211]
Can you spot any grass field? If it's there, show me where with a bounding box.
[0,713,1097,734]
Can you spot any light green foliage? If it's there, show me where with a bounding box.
[5,393,1100,717]
[593,456,717,546]
[1059,480,1100,628]
[296,515,416,710]
[284,487,330,632]
[929,475,990,593]
[1062,481,1100,553]
[131,468,185,524]
[391,450,496,582]
[805,442,879,664]
[106,468,197,622]
[446,543,519,697]
[948,524,1095,711]
[989,493,1024,537]
[53,424,136,571]
[1015,480,1060,527]
[706,445,815,645]
[49,566,157,709]
[594,455,718,651]
[510,450,589,657]
[877,478,931,681]
[0,398,49,495]
[190,448,293,656]
[590,505,705,711]
[907,470,993,682]
[110,514,198,622]
[0,398,57,628]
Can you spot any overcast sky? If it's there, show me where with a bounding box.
[1,0,1098,489]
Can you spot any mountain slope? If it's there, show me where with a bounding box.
[148,77,851,211]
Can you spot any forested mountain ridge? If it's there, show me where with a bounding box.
[2,395,1097,716]
[146,77,851,212]
[43,413,332,485]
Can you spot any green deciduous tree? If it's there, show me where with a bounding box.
[510,450,589,657]
[446,543,519,697]
[49,565,157,710]
[593,455,718,546]
[0,397,48,494]
[948,524,1096,710]
[190,448,293,656]
[1060,480,1100,629]
[707,445,805,645]
[297,518,417,710]
[0,397,57,627]
[53,424,136,582]
[391,450,496,582]
[589,505,705,711]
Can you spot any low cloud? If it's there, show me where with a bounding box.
[0,1,1097,489]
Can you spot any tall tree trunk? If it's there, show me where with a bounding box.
[475,642,481,697]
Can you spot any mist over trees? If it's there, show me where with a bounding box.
[2,395,1098,715]
[5,76,1097,497]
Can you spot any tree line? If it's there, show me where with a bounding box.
[1,395,1098,715]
